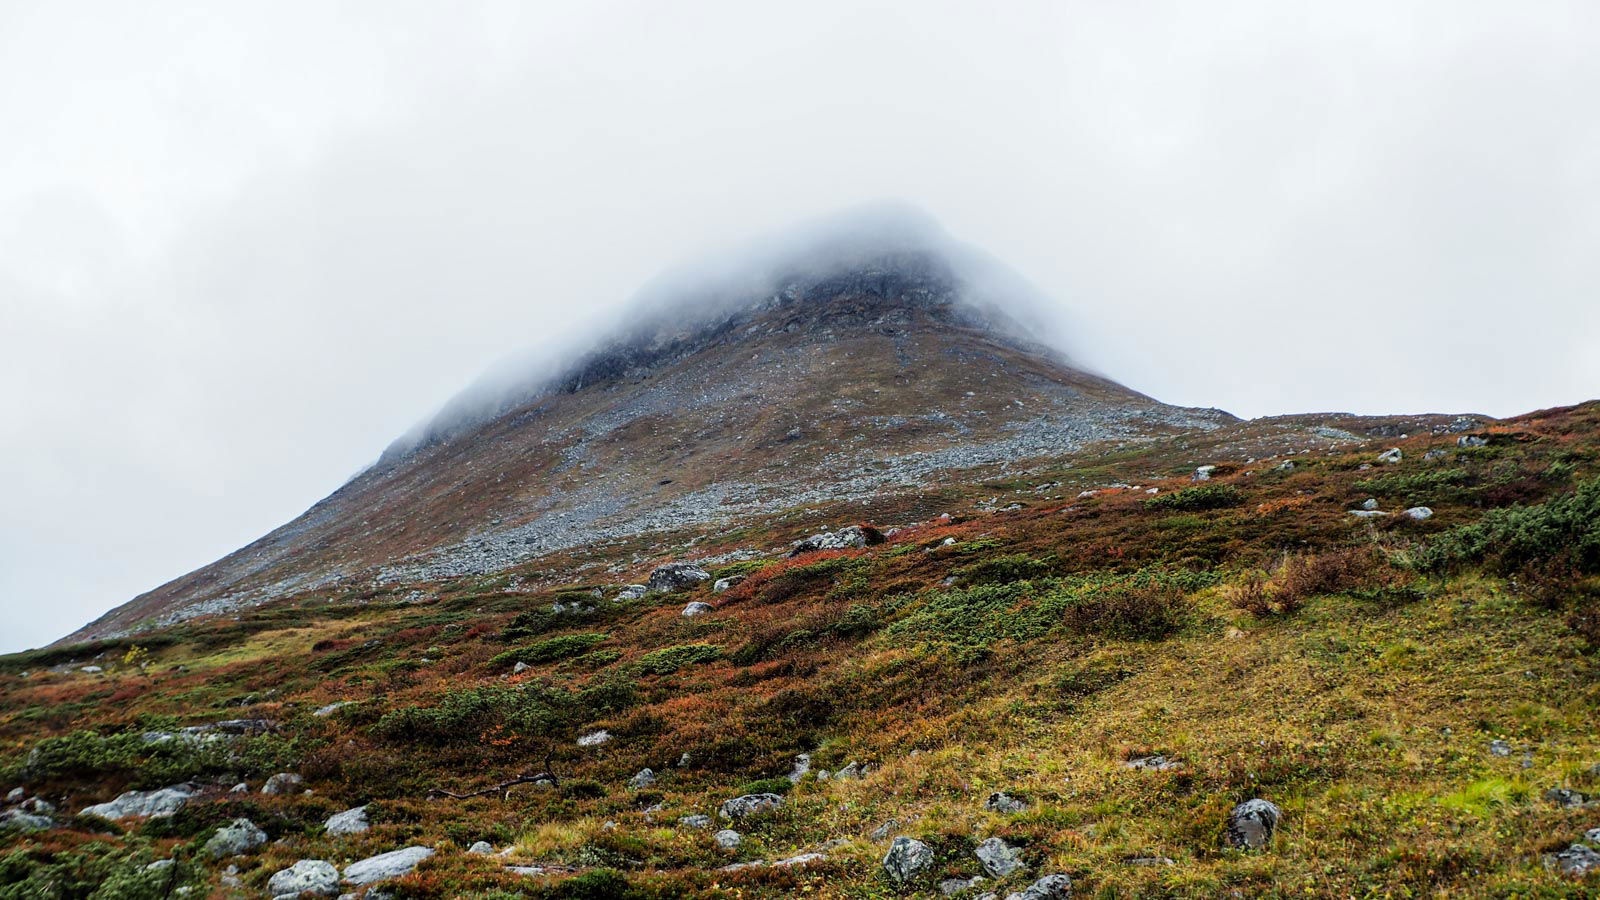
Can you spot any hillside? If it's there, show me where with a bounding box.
[4,398,1600,896]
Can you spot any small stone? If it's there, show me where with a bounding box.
[714,829,743,848]
[342,846,434,885]
[613,584,647,602]
[787,752,812,783]
[1546,788,1589,809]
[975,836,1023,877]
[1126,856,1175,866]
[682,601,714,617]
[512,661,531,674]
[869,819,898,841]
[1424,449,1450,461]
[577,730,611,747]
[1349,509,1387,518]
[941,875,987,895]
[1545,843,1600,878]
[1458,435,1488,448]
[713,575,745,593]
[835,761,866,780]
[678,814,714,829]
[267,860,340,897]
[325,806,370,836]
[1225,798,1282,850]
[80,665,103,674]
[1403,506,1433,520]
[719,793,783,820]
[313,701,351,717]
[230,782,249,793]
[467,841,494,854]
[647,562,712,593]
[4,787,23,803]
[0,808,52,832]
[262,773,304,795]
[1193,465,1216,481]
[1005,874,1073,900]
[984,791,1028,813]
[1122,755,1182,772]
[204,817,267,857]
[882,836,934,883]
[630,768,656,788]
[1377,448,1403,464]
[1360,498,1379,510]
[1488,739,1512,757]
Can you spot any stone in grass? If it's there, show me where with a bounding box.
[984,791,1028,813]
[975,836,1023,877]
[577,730,611,747]
[647,562,711,593]
[325,805,370,836]
[941,875,986,896]
[342,846,435,885]
[630,768,656,788]
[467,841,494,854]
[1225,799,1282,850]
[203,818,267,858]
[882,836,934,883]
[262,772,304,795]
[678,814,714,829]
[714,829,742,849]
[1545,844,1600,878]
[1545,788,1589,809]
[719,793,784,820]
[267,859,340,897]
[1004,873,1073,899]
[682,602,714,617]
[80,784,197,820]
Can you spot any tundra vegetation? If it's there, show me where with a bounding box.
[3,402,1600,897]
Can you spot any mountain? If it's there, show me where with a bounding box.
[68,207,1239,643]
[10,208,1600,896]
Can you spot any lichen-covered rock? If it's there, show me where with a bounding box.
[630,768,656,788]
[882,836,934,883]
[0,808,52,832]
[467,841,494,854]
[790,525,885,556]
[713,575,745,593]
[1544,843,1600,878]
[577,730,611,747]
[267,859,340,897]
[1192,465,1216,481]
[613,584,647,602]
[984,791,1028,813]
[1005,873,1072,899]
[1225,799,1282,850]
[975,836,1023,877]
[1377,448,1403,464]
[1458,435,1488,448]
[1546,788,1589,809]
[678,814,713,829]
[80,784,197,820]
[325,806,370,836]
[262,772,304,795]
[342,846,435,885]
[788,752,812,783]
[1403,506,1433,520]
[204,817,267,857]
[648,562,711,593]
[682,601,714,617]
[941,875,987,896]
[719,792,784,820]
[1122,755,1182,772]
[714,829,743,848]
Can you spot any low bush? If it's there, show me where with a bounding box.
[490,633,608,668]
[372,680,637,748]
[1143,484,1243,511]
[631,644,721,676]
[1228,548,1375,616]
[1419,476,1600,574]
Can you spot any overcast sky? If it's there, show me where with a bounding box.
[3,1,1598,652]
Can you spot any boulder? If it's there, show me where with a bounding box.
[1458,435,1488,448]
[787,752,812,783]
[975,836,1023,877]
[467,841,494,854]
[325,806,370,836]
[682,601,714,617]
[720,792,784,820]
[984,791,1029,813]
[1544,843,1600,878]
[714,828,743,848]
[262,772,304,795]
[1005,874,1073,899]
[1546,788,1589,809]
[0,808,52,832]
[790,525,886,556]
[882,836,934,883]
[577,730,611,747]
[1122,755,1182,772]
[1403,507,1433,520]
[313,702,352,718]
[630,768,656,788]
[1360,498,1380,510]
[713,575,745,593]
[80,784,196,820]
[941,876,987,896]
[1489,739,1512,757]
[512,662,532,674]
[343,846,435,885]
[267,860,340,897]
[1192,465,1216,482]
[678,814,714,829]
[1225,799,1282,850]
[613,584,648,602]
[835,761,867,780]
[204,817,267,858]
[648,563,711,593]
[1377,448,1403,464]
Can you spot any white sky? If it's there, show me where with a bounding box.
[3,1,1598,652]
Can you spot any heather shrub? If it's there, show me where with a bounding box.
[1143,484,1243,511]
[631,644,721,676]
[1419,477,1600,574]
[490,633,608,668]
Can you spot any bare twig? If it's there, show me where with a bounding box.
[426,772,560,800]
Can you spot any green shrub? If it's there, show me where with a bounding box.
[1143,484,1243,511]
[631,644,721,676]
[954,553,1054,585]
[1419,477,1600,574]
[490,633,608,668]
[11,729,293,790]
[736,776,792,796]
[372,680,637,747]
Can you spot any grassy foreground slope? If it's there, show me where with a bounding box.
[3,402,1599,898]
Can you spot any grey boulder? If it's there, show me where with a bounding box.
[204,817,267,858]
[342,846,435,885]
[1545,843,1600,878]
[0,808,52,832]
[720,792,784,820]
[1005,874,1073,899]
[882,835,934,883]
[791,525,884,556]
[267,860,340,897]
[648,563,711,593]
[630,768,657,788]
[467,841,494,854]
[1225,798,1282,850]
[325,805,370,836]
[1377,448,1403,464]
[1403,506,1433,520]
[678,814,714,829]
[714,828,743,848]
[984,791,1028,813]
[682,602,714,617]
[80,784,197,820]
[262,772,304,795]
[975,836,1023,877]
